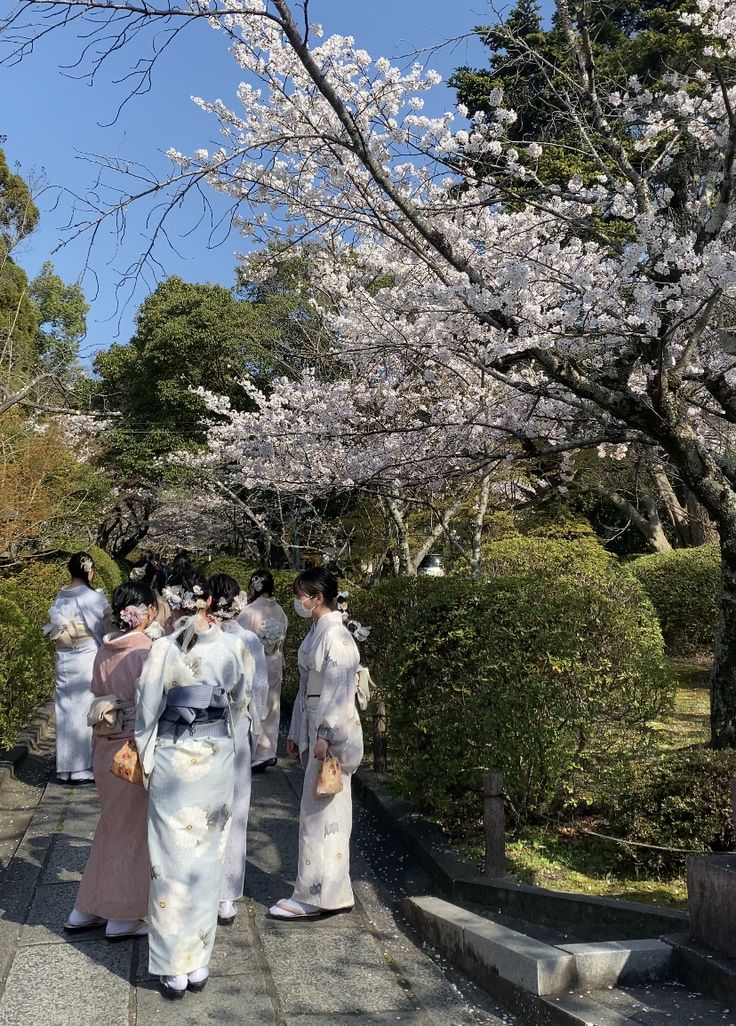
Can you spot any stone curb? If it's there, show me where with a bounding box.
[353,766,688,937]
[403,896,675,1026]
[665,931,736,1005]
[0,702,55,789]
[401,896,642,1026]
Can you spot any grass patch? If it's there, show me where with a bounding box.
[458,826,688,910]
[454,657,710,911]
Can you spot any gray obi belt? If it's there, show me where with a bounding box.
[160,683,229,734]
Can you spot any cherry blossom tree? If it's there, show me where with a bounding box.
[4,0,736,742]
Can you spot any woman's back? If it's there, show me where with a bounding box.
[92,632,152,700]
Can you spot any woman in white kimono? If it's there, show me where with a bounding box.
[135,573,254,999]
[44,551,111,784]
[209,573,269,926]
[269,568,363,920]
[237,569,288,773]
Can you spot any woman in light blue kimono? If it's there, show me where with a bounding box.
[135,572,254,999]
[209,573,269,926]
[269,568,363,920]
[44,551,110,783]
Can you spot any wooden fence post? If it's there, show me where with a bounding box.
[483,772,506,878]
[372,700,387,773]
[731,777,736,832]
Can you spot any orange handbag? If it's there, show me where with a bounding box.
[110,739,144,787]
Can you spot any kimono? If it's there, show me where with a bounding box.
[44,585,110,775]
[135,623,253,976]
[237,595,288,767]
[219,620,269,903]
[74,630,152,921]
[287,610,363,910]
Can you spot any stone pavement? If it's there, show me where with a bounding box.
[0,742,512,1026]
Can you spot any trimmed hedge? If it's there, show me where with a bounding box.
[0,594,54,749]
[630,544,720,655]
[481,535,616,582]
[356,570,671,833]
[88,545,122,597]
[610,747,736,874]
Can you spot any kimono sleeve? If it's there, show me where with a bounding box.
[134,638,182,787]
[315,631,358,745]
[248,638,269,741]
[228,637,255,728]
[287,665,308,746]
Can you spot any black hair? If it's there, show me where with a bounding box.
[168,552,192,588]
[176,571,211,650]
[68,551,95,590]
[248,569,275,598]
[210,573,242,618]
[111,581,155,632]
[293,567,338,607]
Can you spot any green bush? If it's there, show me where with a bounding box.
[0,594,54,749]
[0,557,69,628]
[88,545,122,597]
[630,544,720,655]
[480,535,616,582]
[609,747,736,874]
[373,571,671,834]
[198,555,254,585]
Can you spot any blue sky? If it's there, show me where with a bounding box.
[2,1,555,355]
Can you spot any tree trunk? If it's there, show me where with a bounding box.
[711,530,736,747]
[594,485,672,552]
[471,473,492,580]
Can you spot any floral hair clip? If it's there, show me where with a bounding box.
[120,604,148,629]
[250,575,265,593]
[162,585,183,609]
[193,584,204,596]
[80,557,93,575]
[129,566,146,581]
[347,618,371,643]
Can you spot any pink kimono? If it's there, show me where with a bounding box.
[74,631,152,922]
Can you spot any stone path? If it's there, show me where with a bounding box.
[0,745,512,1026]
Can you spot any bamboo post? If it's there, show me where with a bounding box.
[483,773,506,877]
[372,700,387,773]
[731,778,736,832]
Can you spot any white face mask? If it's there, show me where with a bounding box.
[293,596,316,619]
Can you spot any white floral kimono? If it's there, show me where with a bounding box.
[135,623,253,977]
[237,595,288,766]
[287,610,363,910]
[44,585,110,775]
[220,619,268,903]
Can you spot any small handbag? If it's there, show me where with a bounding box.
[315,754,343,797]
[110,739,144,787]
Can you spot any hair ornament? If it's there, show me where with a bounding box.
[129,566,146,581]
[162,585,183,609]
[80,556,93,575]
[120,604,148,629]
[347,618,371,643]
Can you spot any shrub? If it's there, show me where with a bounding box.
[0,593,54,749]
[199,555,254,586]
[88,545,122,597]
[630,544,720,655]
[376,571,671,834]
[609,747,736,874]
[480,535,616,582]
[0,556,69,628]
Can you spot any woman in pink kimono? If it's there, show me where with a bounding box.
[65,580,156,940]
[237,570,288,773]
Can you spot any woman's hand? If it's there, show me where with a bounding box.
[313,737,329,761]
[286,739,300,759]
